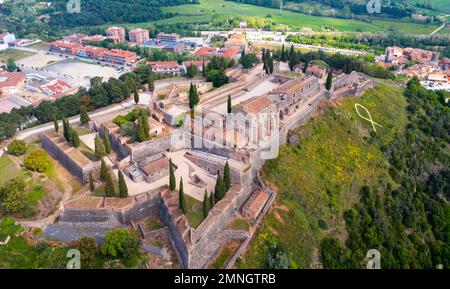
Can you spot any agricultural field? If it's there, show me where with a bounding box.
[405,0,450,14]
[238,84,408,268]
[371,19,439,34]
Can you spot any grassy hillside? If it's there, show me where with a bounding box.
[238,84,408,268]
[405,0,450,14]
[157,0,438,33]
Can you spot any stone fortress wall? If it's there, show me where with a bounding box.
[42,131,100,183]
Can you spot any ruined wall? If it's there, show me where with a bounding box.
[121,191,161,224]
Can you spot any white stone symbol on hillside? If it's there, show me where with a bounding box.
[355,103,383,133]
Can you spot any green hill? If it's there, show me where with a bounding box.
[238,84,408,268]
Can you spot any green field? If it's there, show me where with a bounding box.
[239,84,408,268]
[371,19,439,34]
[0,155,20,186]
[0,49,34,63]
[406,0,450,14]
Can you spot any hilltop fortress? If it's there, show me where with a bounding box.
[42,62,373,268]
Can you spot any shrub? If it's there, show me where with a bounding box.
[101,228,141,261]
[24,149,50,173]
[7,140,27,156]
[71,237,98,268]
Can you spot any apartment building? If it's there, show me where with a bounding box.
[103,49,137,65]
[156,32,180,43]
[106,27,126,44]
[49,41,84,55]
[129,28,150,45]
[148,61,181,75]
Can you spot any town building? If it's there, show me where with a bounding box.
[0,70,25,95]
[103,49,137,65]
[49,41,83,55]
[156,32,180,43]
[0,95,31,113]
[27,78,77,100]
[181,60,208,73]
[148,61,181,75]
[305,63,328,79]
[76,46,108,60]
[81,35,107,44]
[0,33,16,45]
[143,40,185,53]
[242,190,270,224]
[106,26,126,44]
[195,47,240,61]
[224,34,247,53]
[385,46,439,64]
[129,28,150,45]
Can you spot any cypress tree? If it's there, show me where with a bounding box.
[169,159,176,191]
[80,105,90,126]
[214,172,225,202]
[133,89,139,104]
[118,170,128,198]
[100,159,108,182]
[281,44,286,62]
[89,172,95,192]
[104,171,115,197]
[103,131,111,155]
[63,117,69,141]
[72,130,80,148]
[94,134,106,158]
[68,127,74,145]
[179,177,186,214]
[137,118,146,142]
[289,44,295,61]
[53,114,59,133]
[203,190,210,218]
[325,71,333,91]
[303,58,309,73]
[188,83,199,109]
[227,94,232,114]
[202,60,206,77]
[148,75,155,92]
[223,161,231,191]
[141,113,150,139]
[209,190,215,208]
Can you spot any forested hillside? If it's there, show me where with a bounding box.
[0,0,193,37]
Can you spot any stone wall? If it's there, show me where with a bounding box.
[42,133,99,183]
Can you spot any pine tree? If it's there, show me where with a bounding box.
[118,170,128,198]
[80,105,90,126]
[72,130,80,148]
[325,71,333,91]
[104,171,115,197]
[94,134,106,158]
[223,161,231,191]
[89,172,95,192]
[133,89,139,104]
[100,159,108,182]
[53,114,59,133]
[227,94,232,114]
[179,177,186,214]
[203,190,210,218]
[103,131,112,155]
[169,159,176,191]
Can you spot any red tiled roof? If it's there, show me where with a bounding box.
[241,96,272,113]
[0,71,25,89]
[141,157,169,176]
[104,49,137,58]
[247,191,270,217]
[148,61,180,69]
